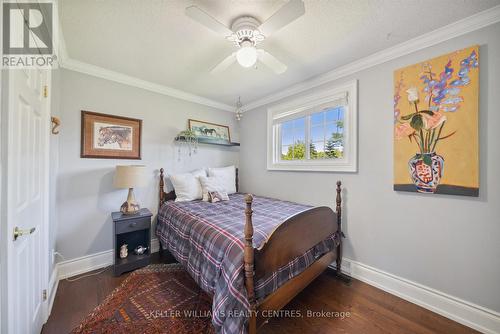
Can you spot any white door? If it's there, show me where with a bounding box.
[5,68,51,334]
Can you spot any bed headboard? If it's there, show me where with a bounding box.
[159,167,239,207]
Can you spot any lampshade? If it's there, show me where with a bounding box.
[114,165,147,189]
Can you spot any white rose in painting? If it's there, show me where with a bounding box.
[406,87,419,103]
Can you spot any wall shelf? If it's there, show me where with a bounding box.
[175,136,240,147]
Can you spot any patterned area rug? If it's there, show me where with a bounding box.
[71,264,214,334]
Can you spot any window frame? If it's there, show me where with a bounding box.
[267,80,358,172]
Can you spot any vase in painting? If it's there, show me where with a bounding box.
[408,152,444,193]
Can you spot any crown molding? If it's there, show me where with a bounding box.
[54,3,234,113]
[56,4,500,113]
[243,5,500,111]
[59,57,234,111]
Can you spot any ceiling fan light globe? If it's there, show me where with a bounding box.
[236,46,257,68]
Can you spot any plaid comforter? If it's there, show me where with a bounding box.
[156,193,339,334]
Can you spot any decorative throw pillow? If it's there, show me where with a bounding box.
[169,169,206,202]
[208,191,229,203]
[199,176,225,201]
[208,165,236,194]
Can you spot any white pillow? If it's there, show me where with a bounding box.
[169,169,206,202]
[199,176,226,202]
[191,168,207,178]
[208,166,236,194]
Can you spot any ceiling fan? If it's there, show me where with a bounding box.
[185,0,305,74]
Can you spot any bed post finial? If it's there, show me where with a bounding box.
[336,181,342,222]
[244,194,257,334]
[235,168,239,192]
[335,181,350,283]
[335,181,342,275]
[159,168,165,207]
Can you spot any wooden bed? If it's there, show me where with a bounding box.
[158,168,346,334]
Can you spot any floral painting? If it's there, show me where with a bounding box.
[393,46,479,197]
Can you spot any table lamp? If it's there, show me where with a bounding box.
[114,165,147,215]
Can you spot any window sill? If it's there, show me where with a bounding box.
[267,161,357,172]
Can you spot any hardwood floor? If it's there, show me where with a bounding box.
[42,253,477,334]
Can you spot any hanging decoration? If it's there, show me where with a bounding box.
[235,97,243,121]
[174,129,198,160]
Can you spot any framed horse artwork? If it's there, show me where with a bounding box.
[189,119,231,144]
[81,111,142,159]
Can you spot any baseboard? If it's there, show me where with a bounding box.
[46,239,160,322]
[57,238,161,280]
[47,238,160,320]
[331,258,500,334]
[57,249,113,280]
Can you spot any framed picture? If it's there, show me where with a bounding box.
[81,111,142,159]
[188,119,231,143]
[393,45,479,196]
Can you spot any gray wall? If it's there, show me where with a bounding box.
[239,23,500,312]
[56,69,239,260]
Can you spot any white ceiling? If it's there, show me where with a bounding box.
[60,0,500,108]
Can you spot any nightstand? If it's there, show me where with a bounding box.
[112,208,152,276]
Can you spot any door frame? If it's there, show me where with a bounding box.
[1,1,8,329]
[1,1,54,331]
[1,69,52,334]
[0,62,8,334]
[1,71,52,334]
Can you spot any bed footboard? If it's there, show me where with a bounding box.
[244,182,343,333]
[254,206,337,280]
[256,250,335,328]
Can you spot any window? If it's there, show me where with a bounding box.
[267,80,357,172]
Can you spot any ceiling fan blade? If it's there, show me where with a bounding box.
[257,49,287,74]
[185,6,233,37]
[211,53,237,74]
[258,0,305,36]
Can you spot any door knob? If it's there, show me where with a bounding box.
[13,227,36,241]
